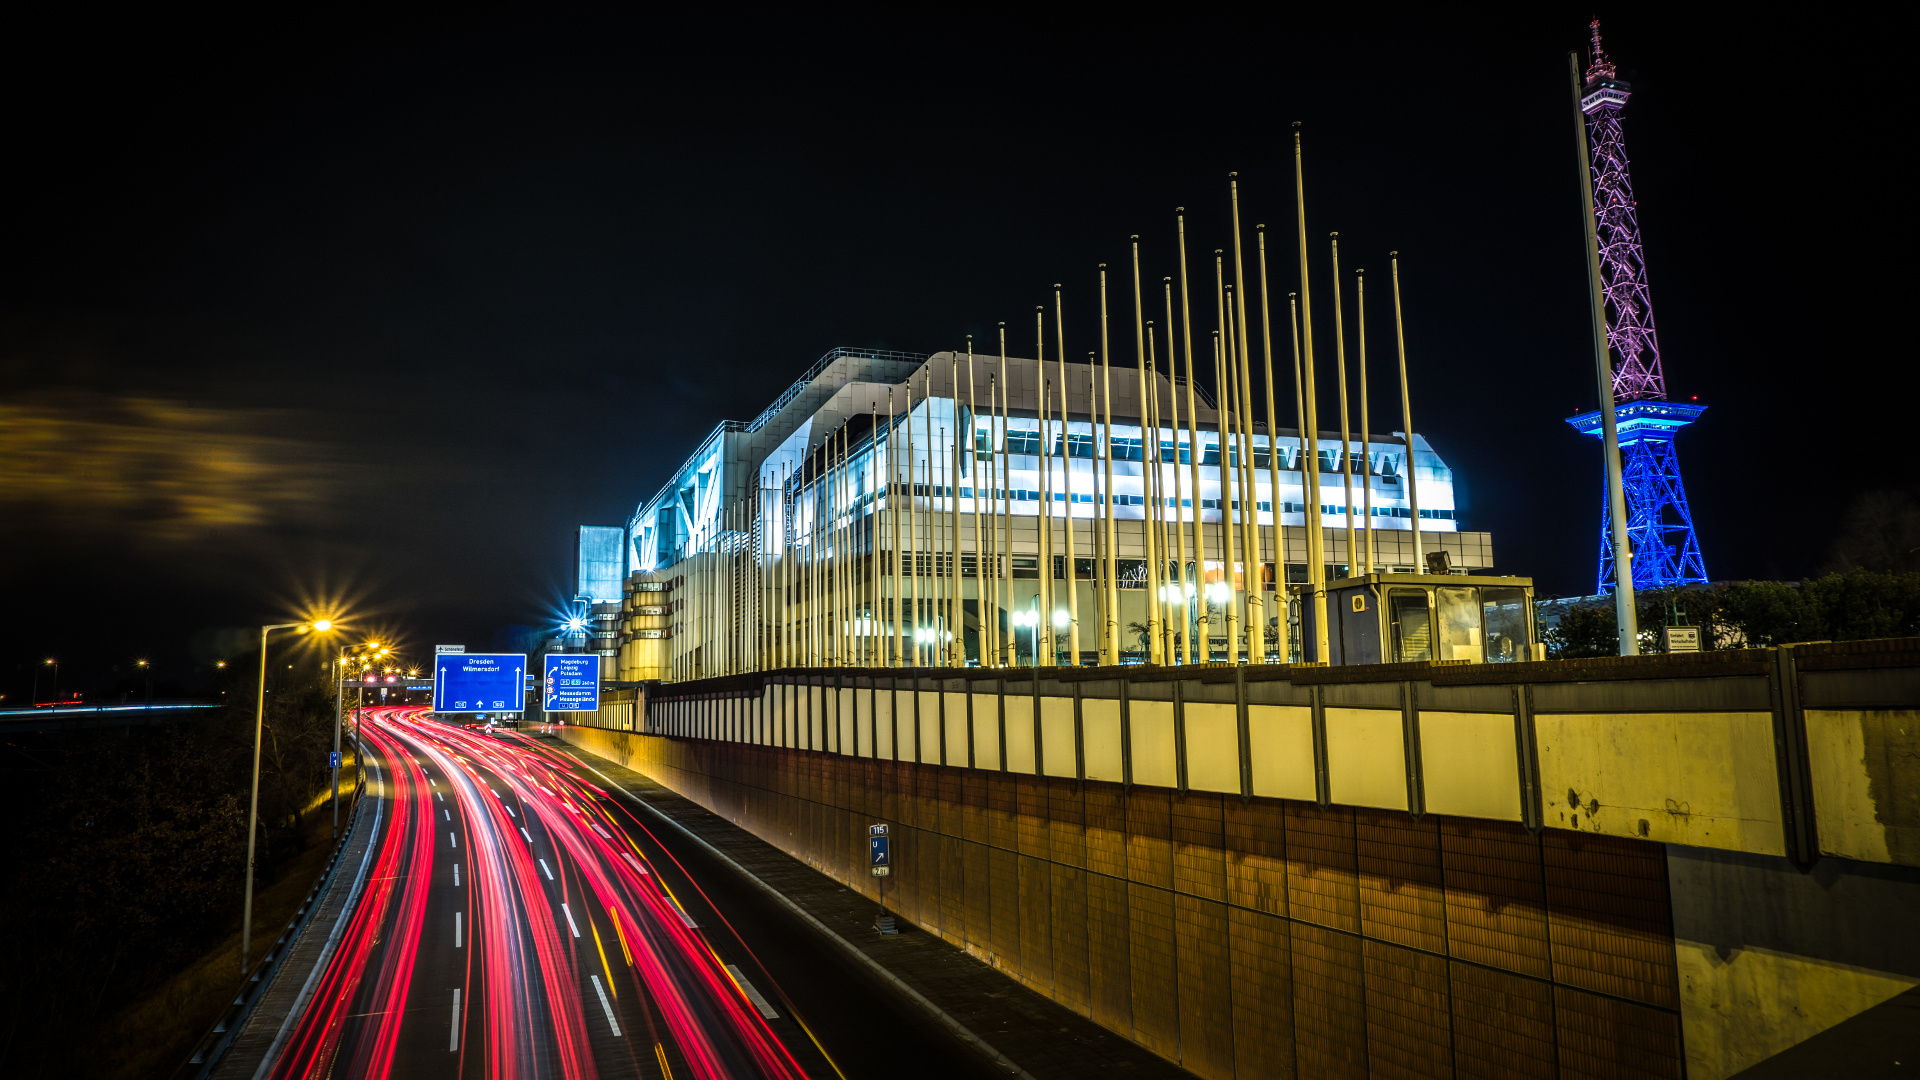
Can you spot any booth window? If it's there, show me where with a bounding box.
[1389,588,1432,662]
[1482,586,1530,662]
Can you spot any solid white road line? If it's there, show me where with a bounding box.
[560,903,580,938]
[726,964,780,1019]
[450,989,461,1051]
[589,975,622,1036]
[539,859,554,881]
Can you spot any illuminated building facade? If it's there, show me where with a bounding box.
[608,346,1492,682]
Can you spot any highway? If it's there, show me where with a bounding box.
[262,706,859,1080]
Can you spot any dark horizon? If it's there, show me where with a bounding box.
[1,9,1901,700]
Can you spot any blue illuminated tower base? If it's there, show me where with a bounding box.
[1568,401,1708,591]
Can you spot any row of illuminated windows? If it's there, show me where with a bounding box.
[990,431,1403,477]
[899,483,1453,519]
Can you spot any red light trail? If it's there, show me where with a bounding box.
[265,706,818,1079]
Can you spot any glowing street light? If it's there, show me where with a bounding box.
[242,616,336,976]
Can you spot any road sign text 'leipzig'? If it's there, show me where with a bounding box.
[543,654,601,712]
[433,653,525,712]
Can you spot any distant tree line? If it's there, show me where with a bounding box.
[1543,569,1920,659]
[0,659,344,1077]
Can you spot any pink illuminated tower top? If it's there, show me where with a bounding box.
[1581,20,1666,402]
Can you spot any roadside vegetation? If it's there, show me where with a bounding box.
[1544,569,1920,658]
[0,662,346,1079]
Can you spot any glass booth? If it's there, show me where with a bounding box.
[1304,574,1539,666]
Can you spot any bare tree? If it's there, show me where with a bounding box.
[1824,489,1920,574]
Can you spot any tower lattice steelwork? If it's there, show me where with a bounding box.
[1567,21,1708,591]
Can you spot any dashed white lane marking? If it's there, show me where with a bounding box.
[560,902,581,938]
[726,964,780,1019]
[454,912,463,948]
[449,832,457,848]
[450,989,461,1051]
[539,859,554,881]
[621,851,648,875]
[453,864,460,886]
[589,975,622,1036]
[521,828,533,843]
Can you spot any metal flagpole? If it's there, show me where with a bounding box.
[1357,270,1376,576]
[946,420,960,667]
[1036,308,1053,668]
[906,381,921,665]
[1132,239,1161,665]
[890,390,904,667]
[1099,268,1118,665]
[990,368,1006,664]
[1228,285,1259,663]
[1331,234,1358,589]
[1088,356,1104,661]
[1175,211,1205,663]
[1006,322,1021,664]
[1293,124,1331,663]
[1257,226,1289,663]
[1055,288,1080,666]
[967,343,983,668]
[1230,175,1263,663]
[948,357,963,667]
[1212,253,1238,661]
[1165,280,1190,665]
[1389,255,1423,571]
[869,402,880,667]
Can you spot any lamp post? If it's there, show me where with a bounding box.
[137,659,152,707]
[34,659,57,706]
[332,649,348,839]
[242,618,331,976]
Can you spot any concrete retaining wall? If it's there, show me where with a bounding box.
[563,725,1692,1079]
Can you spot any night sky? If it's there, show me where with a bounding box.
[1,9,1898,699]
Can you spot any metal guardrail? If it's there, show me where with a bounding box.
[178,765,369,1080]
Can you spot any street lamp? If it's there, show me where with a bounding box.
[33,658,57,706]
[241,617,335,976]
[137,659,152,707]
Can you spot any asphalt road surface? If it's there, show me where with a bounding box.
[261,706,997,1080]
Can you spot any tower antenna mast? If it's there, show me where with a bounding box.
[1567,20,1709,600]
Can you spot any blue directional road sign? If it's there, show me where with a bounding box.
[433,653,526,713]
[329,751,342,769]
[869,823,890,877]
[543,654,601,712]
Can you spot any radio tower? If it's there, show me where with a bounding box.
[1567,20,1708,591]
